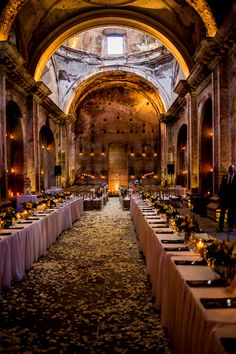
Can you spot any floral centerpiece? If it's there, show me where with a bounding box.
[140,190,151,201]
[0,206,16,228]
[21,201,38,211]
[200,239,236,283]
[201,239,235,265]
[119,185,128,198]
[177,215,203,241]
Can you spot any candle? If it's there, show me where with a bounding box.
[196,238,204,251]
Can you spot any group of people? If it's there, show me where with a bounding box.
[218,164,236,232]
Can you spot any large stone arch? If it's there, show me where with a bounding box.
[0,1,217,43]
[32,10,193,81]
[6,100,24,195]
[176,124,187,188]
[39,125,56,190]
[199,98,213,197]
[65,70,166,116]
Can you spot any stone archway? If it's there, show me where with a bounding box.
[176,124,187,187]
[199,99,213,197]
[39,126,56,191]
[6,100,24,196]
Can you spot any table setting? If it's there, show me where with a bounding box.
[0,194,83,290]
[130,194,236,354]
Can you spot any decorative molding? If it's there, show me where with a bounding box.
[0,42,72,126]
[174,80,190,97]
[187,63,211,92]
[167,96,187,117]
[159,113,179,126]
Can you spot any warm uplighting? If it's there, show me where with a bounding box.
[182,170,187,174]
[46,146,50,151]
[101,152,105,157]
[196,238,204,251]
[79,152,83,156]
[216,208,221,222]
[10,167,15,174]
[131,175,135,179]
[41,145,45,150]
[188,198,191,208]
[41,170,44,175]
[182,146,186,150]
[142,153,146,157]
[154,175,158,179]
[210,168,213,172]
[8,190,13,198]
[130,153,135,157]
[153,153,157,157]
[9,133,15,140]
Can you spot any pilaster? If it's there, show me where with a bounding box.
[188,93,198,191]
[212,62,230,191]
[0,72,7,199]
[26,95,38,192]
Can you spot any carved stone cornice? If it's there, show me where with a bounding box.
[187,63,211,92]
[167,96,187,117]
[193,28,236,70]
[0,42,74,125]
[193,38,217,66]
[159,113,179,126]
[174,80,190,97]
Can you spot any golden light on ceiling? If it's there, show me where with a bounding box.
[0,1,217,42]
[0,0,25,41]
[186,0,217,37]
[34,13,192,82]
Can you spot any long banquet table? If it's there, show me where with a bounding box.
[0,197,83,290]
[130,196,236,354]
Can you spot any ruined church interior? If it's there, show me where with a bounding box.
[0,1,236,353]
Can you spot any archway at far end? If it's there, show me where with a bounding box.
[108,142,128,195]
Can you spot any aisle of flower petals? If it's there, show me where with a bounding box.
[0,197,172,353]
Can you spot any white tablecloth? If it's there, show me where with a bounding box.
[0,197,83,289]
[130,196,236,354]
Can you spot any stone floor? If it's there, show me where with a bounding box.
[177,205,236,242]
[0,198,172,354]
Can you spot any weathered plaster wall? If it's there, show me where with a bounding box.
[74,86,161,184]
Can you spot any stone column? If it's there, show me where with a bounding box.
[67,124,76,186]
[212,63,230,192]
[26,95,38,192]
[0,73,7,199]
[188,93,198,191]
[59,124,67,187]
[160,121,167,186]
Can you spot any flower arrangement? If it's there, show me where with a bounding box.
[201,239,236,265]
[177,215,202,241]
[200,239,236,283]
[152,200,166,213]
[119,185,128,198]
[0,206,16,228]
[21,201,38,210]
[140,190,151,201]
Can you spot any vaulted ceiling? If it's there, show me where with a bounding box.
[0,0,235,120]
[1,0,234,79]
